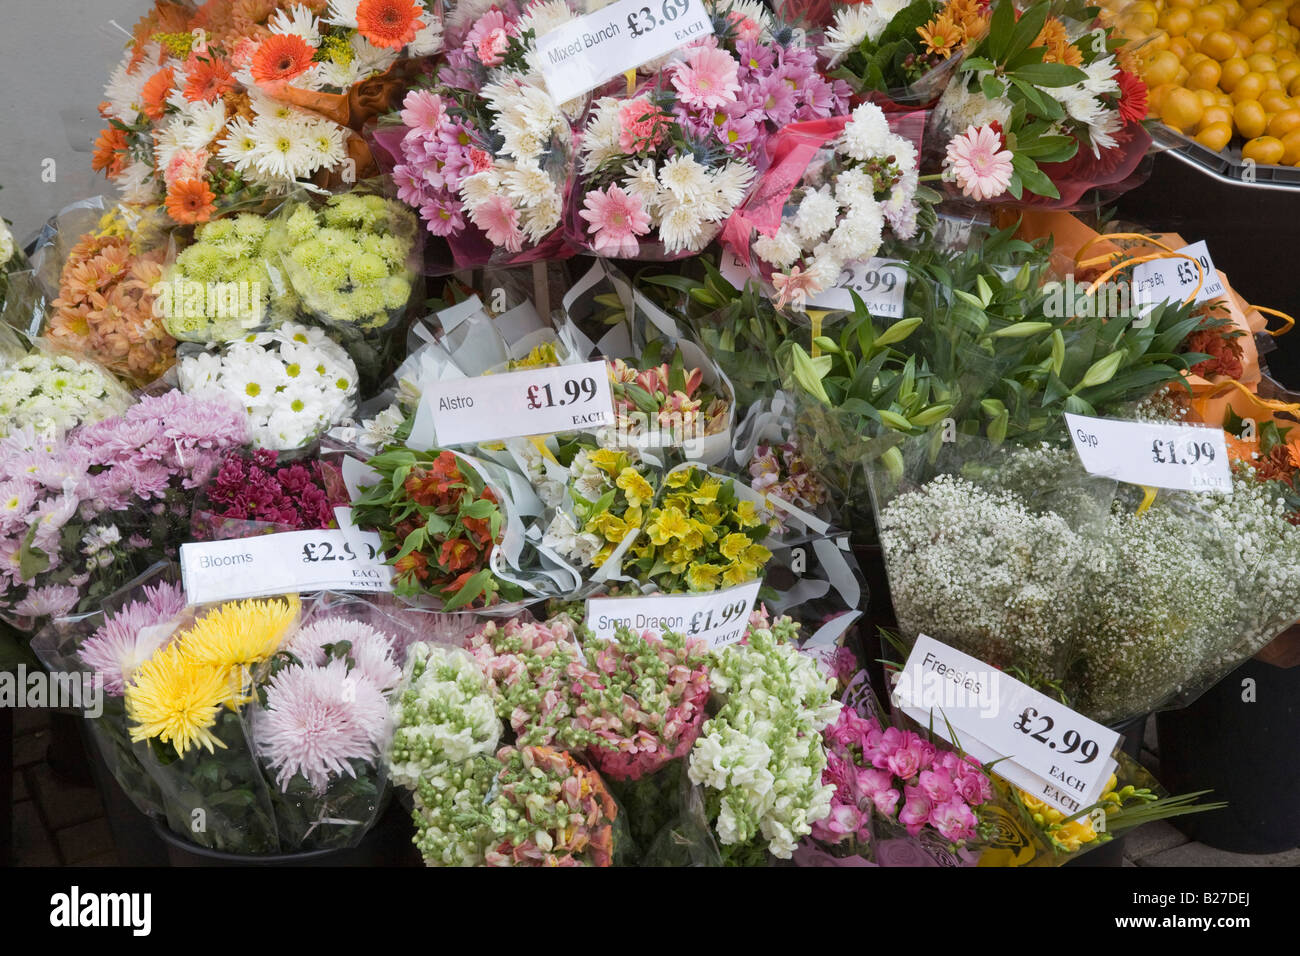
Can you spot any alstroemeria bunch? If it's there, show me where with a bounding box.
[0,350,130,439]
[751,102,923,310]
[689,609,841,861]
[178,321,359,449]
[46,222,175,387]
[351,447,522,609]
[194,447,348,537]
[630,466,774,593]
[813,708,993,852]
[607,354,730,446]
[379,1,579,259]
[748,439,830,519]
[573,625,712,781]
[543,446,658,571]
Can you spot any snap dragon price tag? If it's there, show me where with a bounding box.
[1065,412,1230,492]
[585,579,761,649]
[536,0,712,104]
[808,257,908,318]
[1132,239,1226,308]
[423,360,615,447]
[892,634,1120,816]
[180,529,393,605]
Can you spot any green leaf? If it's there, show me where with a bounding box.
[1012,153,1060,199]
[981,74,1007,100]
[1005,1,1049,61]
[442,569,493,611]
[1011,62,1088,87]
[986,0,1017,61]
[461,499,497,520]
[390,526,428,564]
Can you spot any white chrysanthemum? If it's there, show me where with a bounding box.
[103,59,150,122]
[753,224,802,270]
[248,92,297,120]
[820,5,888,64]
[501,163,555,208]
[304,118,347,168]
[621,157,660,212]
[832,166,876,208]
[0,220,13,267]
[517,0,577,39]
[459,169,502,210]
[350,33,399,77]
[118,161,161,204]
[658,154,711,203]
[249,116,317,180]
[1080,54,1120,97]
[1088,108,1124,154]
[1062,85,1105,126]
[936,78,1013,132]
[579,98,624,174]
[177,99,229,149]
[872,0,910,22]
[499,124,544,163]
[521,190,562,242]
[216,116,259,172]
[325,0,360,28]
[829,198,884,262]
[839,102,892,162]
[792,186,840,244]
[269,3,322,44]
[657,201,708,254]
[407,17,444,55]
[712,161,756,212]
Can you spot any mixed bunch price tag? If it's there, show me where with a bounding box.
[808,258,908,318]
[892,634,1120,816]
[1065,412,1230,492]
[537,0,712,104]
[423,359,615,447]
[180,529,393,605]
[585,579,761,649]
[1132,239,1226,308]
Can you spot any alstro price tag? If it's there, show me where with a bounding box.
[892,635,1121,816]
[585,579,761,649]
[1065,412,1230,492]
[536,0,712,104]
[424,360,615,447]
[1132,239,1226,308]
[180,529,393,605]
[808,257,908,318]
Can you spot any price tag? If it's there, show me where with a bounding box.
[1065,412,1230,492]
[892,635,1120,816]
[1132,239,1226,308]
[180,529,393,605]
[422,360,615,447]
[718,250,751,290]
[536,0,713,104]
[807,257,908,317]
[585,579,760,649]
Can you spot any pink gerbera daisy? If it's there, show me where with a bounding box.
[464,9,511,66]
[943,124,1014,202]
[579,186,651,259]
[670,46,742,111]
[469,194,525,252]
[400,89,447,136]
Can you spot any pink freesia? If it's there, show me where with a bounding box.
[579,185,651,258]
[670,46,741,110]
[928,797,979,842]
[898,786,932,836]
[944,124,1014,202]
[918,768,956,803]
[469,194,524,251]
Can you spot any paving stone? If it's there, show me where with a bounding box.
[12,729,48,768]
[14,706,51,736]
[56,816,115,864]
[12,799,61,866]
[74,850,123,867]
[1138,842,1300,867]
[1123,821,1191,863]
[27,763,103,830]
[12,767,28,802]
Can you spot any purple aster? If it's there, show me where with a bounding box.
[12,584,80,620]
[76,581,187,695]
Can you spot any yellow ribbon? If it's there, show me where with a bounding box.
[1074,232,1205,307]
[1136,485,1158,516]
[1251,304,1296,337]
[625,69,636,95]
[810,312,823,358]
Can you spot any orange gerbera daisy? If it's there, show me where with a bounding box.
[356,0,424,50]
[92,127,130,178]
[184,56,237,102]
[141,67,176,121]
[1033,17,1083,67]
[165,178,217,225]
[917,13,964,57]
[250,33,316,85]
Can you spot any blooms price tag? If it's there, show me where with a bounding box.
[536,0,713,104]
[585,579,761,649]
[808,257,908,317]
[892,635,1120,816]
[1131,240,1226,308]
[180,529,393,605]
[1064,412,1230,492]
[423,360,615,446]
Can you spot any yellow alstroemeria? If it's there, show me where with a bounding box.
[697,502,724,526]
[734,500,764,528]
[690,479,722,504]
[616,467,655,508]
[686,563,725,591]
[591,511,630,544]
[588,448,625,475]
[646,506,690,546]
[625,503,643,529]
[591,543,615,569]
[664,469,693,489]
[742,542,772,568]
[719,532,752,561]
[722,562,754,588]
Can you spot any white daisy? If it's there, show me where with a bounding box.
[269,4,322,45]
[249,116,316,180]
[658,154,711,203]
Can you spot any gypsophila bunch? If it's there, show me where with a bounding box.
[689,609,841,861]
[279,194,418,330]
[752,102,922,310]
[386,642,502,790]
[0,351,129,439]
[178,321,359,449]
[543,446,657,571]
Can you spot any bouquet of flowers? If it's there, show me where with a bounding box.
[177,321,360,449]
[0,348,131,440]
[45,220,175,387]
[350,446,522,609]
[373,1,581,267]
[747,438,830,519]
[543,445,657,573]
[191,447,348,539]
[608,352,732,454]
[688,609,841,862]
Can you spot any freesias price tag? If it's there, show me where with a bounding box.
[536,0,712,104]
[179,529,393,605]
[892,635,1120,816]
[422,360,615,447]
[807,257,908,318]
[585,579,761,649]
[1132,239,1226,309]
[1065,412,1230,492]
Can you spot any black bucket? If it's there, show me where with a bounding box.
[1155,657,1300,854]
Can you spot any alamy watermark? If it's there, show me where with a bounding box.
[152,278,264,324]
[0,665,102,718]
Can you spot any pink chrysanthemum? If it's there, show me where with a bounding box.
[579,186,651,259]
[285,617,402,692]
[77,581,187,695]
[254,658,390,792]
[468,195,525,252]
[943,124,1014,202]
[670,46,741,111]
[12,584,81,621]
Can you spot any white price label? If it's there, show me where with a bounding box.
[1132,240,1226,308]
[1065,412,1230,492]
[807,257,908,317]
[180,529,393,605]
[585,579,760,649]
[423,360,615,447]
[536,0,713,104]
[893,635,1120,816]
[718,250,751,290]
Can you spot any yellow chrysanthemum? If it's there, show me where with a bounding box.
[616,468,655,508]
[176,595,300,674]
[125,644,233,756]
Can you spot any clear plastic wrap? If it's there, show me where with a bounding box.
[189,446,350,541]
[0,333,134,440]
